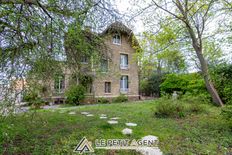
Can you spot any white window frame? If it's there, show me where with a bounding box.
[113,34,121,45]
[120,75,129,93]
[120,54,128,69]
[54,75,65,93]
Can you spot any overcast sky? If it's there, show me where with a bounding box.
[115,0,232,63]
[115,0,145,34]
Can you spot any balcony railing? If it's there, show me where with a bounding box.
[120,88,129,93]
[120,64,128,70]
[53,89,65,96]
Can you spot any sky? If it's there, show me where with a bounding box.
[115,0,232,64]
[115,0,131,12]
[115,0,145,34]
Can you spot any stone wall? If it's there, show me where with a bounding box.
[48,31,140,103]
[93,32,139,99]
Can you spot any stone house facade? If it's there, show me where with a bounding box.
[50,22,139,103]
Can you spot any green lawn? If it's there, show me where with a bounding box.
[0,100,231,154]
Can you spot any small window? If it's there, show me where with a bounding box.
[81,55,88,64]
[120,54,128,69]
[101,59,108,72]
[54,75,65,93]
[105,82,111,93]
[113,34,121,45]
[120,76,129,93]
[87,83,93,94]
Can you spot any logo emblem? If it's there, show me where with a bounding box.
[74,137,94,154]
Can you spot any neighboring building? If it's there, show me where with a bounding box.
[12,79,27,104]
[49,22,140,103]
[0,78,26,105]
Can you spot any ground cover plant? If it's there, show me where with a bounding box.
[1,99,231,154]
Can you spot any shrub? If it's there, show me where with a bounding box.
[97,97,110,104]
[154,99,207,118]
[65,85,86,105]
[188,103,206,114]
[23,91,38,105]
[160,73,207,95]
[221,105,232,120]
[221,105,232,128]
[113,94,128,103]
[181,92,211,105]
[222,86,232,105]
[140,73,164,96]
[23,91,45,108]
[154,100,186,118]
[210,64,232,105]
[30,98,45,109]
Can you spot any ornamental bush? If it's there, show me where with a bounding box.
[23,91,38,105]
[23,90,45,108]
[160,73,207,95]
[97,97,110,104]
[140,73,164,96]
[113,94,128,103]
[154,99,186,118]
[221,105,232,128]
[65,85,86,105]
[210,64,232,105]
[154,98,207,118]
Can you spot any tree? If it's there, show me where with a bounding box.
[0,0,120,112]
[135,0,224,106]
[135,24,186,97]
[0,0,119,73]
[136,24,186,76]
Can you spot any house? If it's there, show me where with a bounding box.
[12,79,27,104]
[0,77,26,105]
[50,22,140,103]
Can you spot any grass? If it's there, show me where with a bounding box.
[0,99,232,154]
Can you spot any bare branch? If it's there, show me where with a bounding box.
[151,0,185,22]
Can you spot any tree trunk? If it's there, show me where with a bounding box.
[195,47,224,106]
[157,59,162,76]
[157,59,162,97]
[152,0,223,106]
[184,20,224,106]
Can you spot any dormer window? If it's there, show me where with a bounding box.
[113,33,121,45]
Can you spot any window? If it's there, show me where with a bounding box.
[81,55,88,64]
[101,59,108,72]
[86,83,93,94]
[54,75,65,93]
[80,75,93,94]
[120,54,128,69]
[105,82,111,93]
[120,76,128,93]
[113,34,121,45]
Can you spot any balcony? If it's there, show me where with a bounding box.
[120,88,129,94]
[52,90,65,96]
[120,64,128,70]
